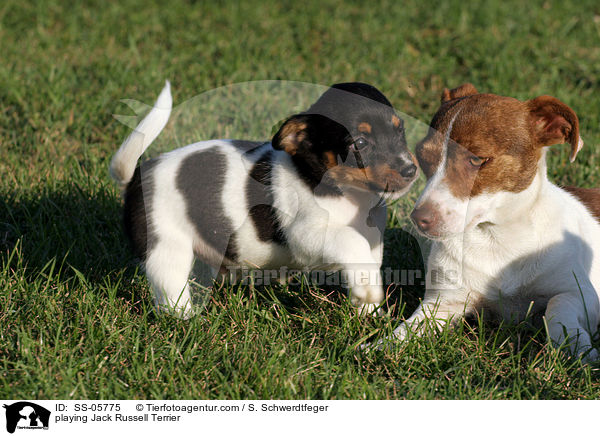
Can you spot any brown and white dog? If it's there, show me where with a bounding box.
[111,81,418,318]
[378,84,600,361]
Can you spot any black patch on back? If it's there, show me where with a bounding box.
[123,159,160,260]
[177,149,238,262]
[247,150,287,245]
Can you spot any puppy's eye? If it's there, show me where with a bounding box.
[469,156,489,167]
[351,138,369,152]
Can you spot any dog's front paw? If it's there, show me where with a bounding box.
[359,324,409,352]
[156,302,196,320]
[350,283,384,314]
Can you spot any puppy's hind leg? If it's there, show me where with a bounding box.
[144,238,195,319]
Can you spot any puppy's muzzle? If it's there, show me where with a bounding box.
[383,160,418,192]
[399,163,417,179]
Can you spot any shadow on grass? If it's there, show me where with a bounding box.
[380,227,425,317]
[0,183,426,318]
[0,183,146,298]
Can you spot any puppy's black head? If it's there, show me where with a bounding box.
[272,82,417,195]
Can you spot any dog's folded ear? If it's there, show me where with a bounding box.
[527,96,582,162]
[441,83,478,103]
[272,114,311,155]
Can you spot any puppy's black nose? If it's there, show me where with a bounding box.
[400,164,417,179]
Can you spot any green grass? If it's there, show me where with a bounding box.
[2,0,600,399]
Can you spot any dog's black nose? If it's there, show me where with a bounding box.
[400,164,417,179]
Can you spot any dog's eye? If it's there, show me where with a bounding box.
[469,156,489,167]
[351,138,369,152]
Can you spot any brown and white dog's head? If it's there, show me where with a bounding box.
[412,83,583,238]
[272,82,418,197]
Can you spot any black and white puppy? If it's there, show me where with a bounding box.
[110,81,418,317]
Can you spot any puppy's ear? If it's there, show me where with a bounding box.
[527,95,582,162]
[272,115,311,156]
[441,83,478,103]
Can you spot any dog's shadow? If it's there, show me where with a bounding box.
[1,184,141,296]
[1,184,426,318]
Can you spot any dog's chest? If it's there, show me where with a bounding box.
[314,195,363,226]
[435,227,561,319]
[314,192,385,244]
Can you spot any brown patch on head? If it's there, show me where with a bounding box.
[443,140,542,199]
[358,122,372,134]
[421,90,582,200]
[418,94,546,199]
[416,84,480,178]
[391,115,401,128]
[441,83,478,103]
[326,163,410,192]
[272,119,307,155]
[415,130,444,178]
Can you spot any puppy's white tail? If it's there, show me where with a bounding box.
[110,80,173,186]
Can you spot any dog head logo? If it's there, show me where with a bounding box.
[3,402,50,434]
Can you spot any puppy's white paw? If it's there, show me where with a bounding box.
[351,283,385,316]
[156,302,196,320]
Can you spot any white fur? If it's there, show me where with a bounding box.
[382,149,600,361]
[111,84,399,317]
[110,81,173,186]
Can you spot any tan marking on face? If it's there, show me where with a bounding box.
[323,151,338,169]
[391,115,401,128]
[358,122,372,134]
[327,164,409,192]
[410,151,418,167]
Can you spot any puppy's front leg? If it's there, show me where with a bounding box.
[322,225,385,313]
[545,289,599,362]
